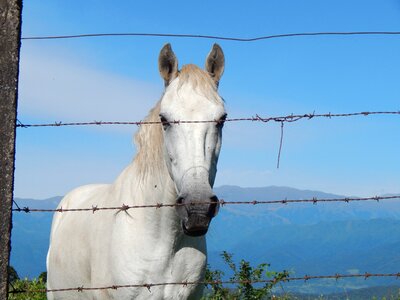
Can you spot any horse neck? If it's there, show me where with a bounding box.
[113,106,181,239]
[116,101,176,203]
[113,101,205,248]
[114,149,177,206]
[112,160,181,240]
[114,104,206,263]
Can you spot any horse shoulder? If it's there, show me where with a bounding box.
[47,184,113,293]
[59,184,111,209]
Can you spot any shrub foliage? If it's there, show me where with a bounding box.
[202,251,289,299]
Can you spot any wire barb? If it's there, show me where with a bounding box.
[91,205,99,214]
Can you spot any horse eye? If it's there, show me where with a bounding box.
[216,114,227,129]
[159,114,170,130]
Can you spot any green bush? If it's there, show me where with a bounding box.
[8,278,46,300]
[203,251,289,300]
[8,267,46,300]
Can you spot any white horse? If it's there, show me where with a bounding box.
[46,44,226,299]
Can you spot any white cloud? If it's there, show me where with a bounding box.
[18,47,162,124]
[14,46,164,198]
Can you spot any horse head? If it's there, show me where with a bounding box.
[158,44,226,237]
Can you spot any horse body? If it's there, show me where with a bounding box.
[47,166,206,299]
[47,44,225,299]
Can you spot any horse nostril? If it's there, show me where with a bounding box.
[176,197,184,205]
[208,195,220,218]
[210,195,218,203]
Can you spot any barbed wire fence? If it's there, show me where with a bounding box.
[6,29,400,296]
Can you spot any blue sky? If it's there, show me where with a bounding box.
[15,0,400,199]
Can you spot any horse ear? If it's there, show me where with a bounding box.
[205,43,225,86]
[158,43,179,86]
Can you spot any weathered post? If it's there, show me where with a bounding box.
[0,0,22,298]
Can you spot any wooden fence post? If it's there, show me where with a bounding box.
[0,0,22,298]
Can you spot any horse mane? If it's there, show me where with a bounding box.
[133,101,164,182]
[133,64,222,181]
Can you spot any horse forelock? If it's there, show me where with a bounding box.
[177,64,222,104]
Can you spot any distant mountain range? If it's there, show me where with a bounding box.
[11,196,60,279]
[10,186,400,294]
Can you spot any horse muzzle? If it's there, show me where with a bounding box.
[176,195,220,237]
[182,214,211,237]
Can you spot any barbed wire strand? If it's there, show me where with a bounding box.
[8,272,400,294]
[11,195,400,214]
[21,31,400,41]
[15,110,400,128]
